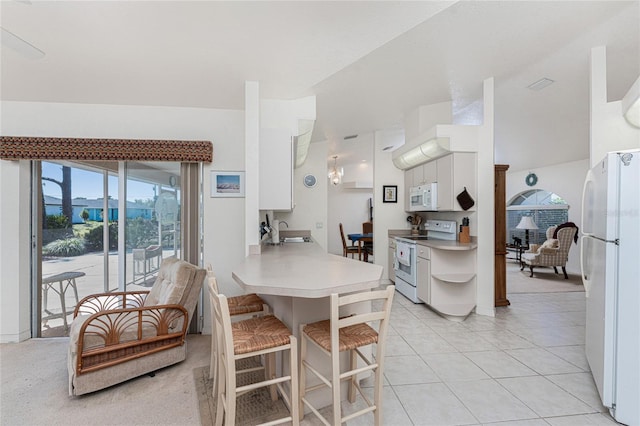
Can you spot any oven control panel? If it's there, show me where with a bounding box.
[424,220,457,240]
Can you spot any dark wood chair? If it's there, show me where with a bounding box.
[340,223,359,259]
[361,221,374,261]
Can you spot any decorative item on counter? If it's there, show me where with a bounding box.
[410,214,423,235]
[456,187,475,210]
[459,217,470,243]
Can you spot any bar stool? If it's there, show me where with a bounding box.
[206,268,269,381]
[299,285,395,425]
[208,281,299,426]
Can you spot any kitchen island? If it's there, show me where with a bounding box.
[232,240,384,411]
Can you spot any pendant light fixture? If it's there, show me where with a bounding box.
[328,155,343,186]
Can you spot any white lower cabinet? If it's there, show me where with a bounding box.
[429,247,476,320]
[416,246,431,304]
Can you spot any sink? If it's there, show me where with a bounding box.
[281,237,311,243]
[279,230,312,243]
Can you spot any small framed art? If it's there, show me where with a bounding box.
[211,171,245,198]
[383,185,397,203]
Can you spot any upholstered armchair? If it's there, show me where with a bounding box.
[67,257,206,396]
[521,226,577,278]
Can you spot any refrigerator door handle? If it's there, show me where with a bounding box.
[581,169,595,236]
[580,236,592,297]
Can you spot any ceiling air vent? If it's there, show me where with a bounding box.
[527,78,554,91]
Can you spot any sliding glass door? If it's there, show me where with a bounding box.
[35,160,181,337]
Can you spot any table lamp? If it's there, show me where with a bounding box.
[516,216,538,247]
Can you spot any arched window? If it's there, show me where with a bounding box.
[507,189,569,246]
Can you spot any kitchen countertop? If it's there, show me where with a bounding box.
[232,241,383,298]
[389,230,477,251]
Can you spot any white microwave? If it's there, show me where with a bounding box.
[409,183,437,211]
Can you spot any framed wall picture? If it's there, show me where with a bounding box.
[383,185,397,203]
[211,171,245,198]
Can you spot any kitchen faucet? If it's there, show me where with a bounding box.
[259,222,271,239]
[278,221,289,228]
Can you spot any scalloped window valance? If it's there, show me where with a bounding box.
[0,137,212,163]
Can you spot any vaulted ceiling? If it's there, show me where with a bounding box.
[2,1,638,172]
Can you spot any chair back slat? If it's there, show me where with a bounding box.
[330,286,395,354]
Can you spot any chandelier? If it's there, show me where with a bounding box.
[328,155,343,186]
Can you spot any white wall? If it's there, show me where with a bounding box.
[374,128,408,280]
[590,47,640,166]
[277,141,328,250]
[0,100,246,341]
[0,159,32,343]
[506,159,589,274]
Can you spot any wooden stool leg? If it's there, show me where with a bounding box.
[348,349,357,403]
[299,325,307,421]
[289,337,300,425]
[267,352,277,401]
[332,350,341,426]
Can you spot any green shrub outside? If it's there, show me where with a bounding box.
[46,214,70,229]
[84,223,118,251]
[42,237,85,257]
[126,217,158,249]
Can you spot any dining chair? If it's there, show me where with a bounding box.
[339,223,359,259]
[361,221,374,261]
[362,221,373,235]
[299,285,395,425]
[209,282,299,426]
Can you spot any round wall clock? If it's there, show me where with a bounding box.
[525,173,538,187]
[303,174,317,188]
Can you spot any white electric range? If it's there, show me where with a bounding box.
[394,220,457,303]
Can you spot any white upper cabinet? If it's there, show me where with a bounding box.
[259,128,293,211]
[423,161,437,185]
[403,152,477,212]
[436,152,476,211]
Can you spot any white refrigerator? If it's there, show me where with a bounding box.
[581,149,640,425]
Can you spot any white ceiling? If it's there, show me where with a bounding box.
[2,1,639,172]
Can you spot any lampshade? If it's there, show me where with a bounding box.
[516,216,538,230]
[328,156,343,186]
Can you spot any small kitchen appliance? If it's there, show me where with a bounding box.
[409,184,437,211]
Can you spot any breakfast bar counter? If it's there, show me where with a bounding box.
[232,241,383,298]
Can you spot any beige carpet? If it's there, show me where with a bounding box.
[194,361,290,426]
[506,260,584,294]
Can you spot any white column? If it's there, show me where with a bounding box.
[245,81,261,256]
[0,160,32,342]
[476,77,496,317]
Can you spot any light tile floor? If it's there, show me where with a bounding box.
[303,290,619,425]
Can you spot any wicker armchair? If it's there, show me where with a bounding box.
[67,257,206,396]
[521,226,577,278]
